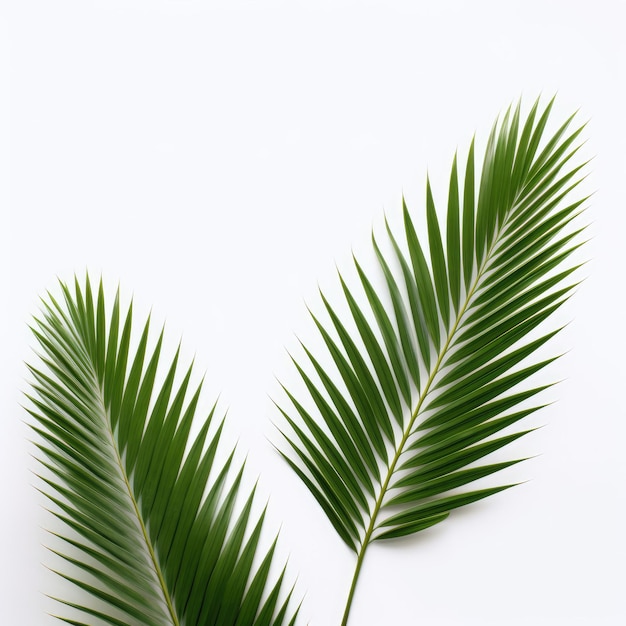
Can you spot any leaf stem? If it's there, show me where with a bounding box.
[95,378,180,626]
[341,255,489,626]
[340,540,367,626]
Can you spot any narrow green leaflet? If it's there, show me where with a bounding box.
[276,97,588,625]
[28,277,298,626]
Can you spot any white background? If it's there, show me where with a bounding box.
[2,1,625,624]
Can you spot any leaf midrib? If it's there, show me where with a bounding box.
[341,225,504,626]
[92,372,181,626]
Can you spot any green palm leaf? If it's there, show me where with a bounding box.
[28,276,298,626]
[277,97,588,625]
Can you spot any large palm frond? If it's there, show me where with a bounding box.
[276,97,588,625]
[28,276,298,626]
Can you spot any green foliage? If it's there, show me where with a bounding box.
[24,96,589,626]
[27,277,298,626]
[277,97,588,624]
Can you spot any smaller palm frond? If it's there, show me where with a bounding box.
[276,96,588,623]
[27,276,298,626]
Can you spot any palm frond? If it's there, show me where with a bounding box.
[28,276,299,626]
[276,96,588,624]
